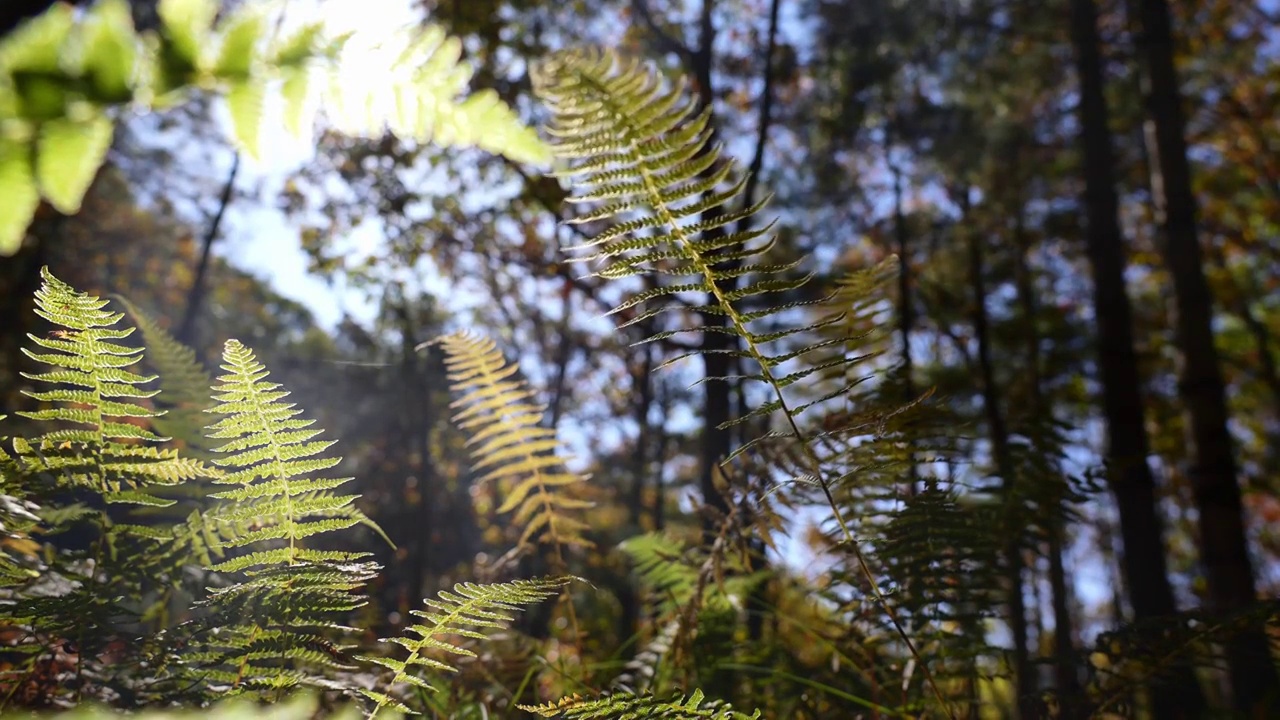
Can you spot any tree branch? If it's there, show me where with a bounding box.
[631,0,694,66]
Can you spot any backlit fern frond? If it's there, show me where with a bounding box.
[531,51,857,445]
[520,689,762,719]
[534,52,953,711]
[189,339,387,693]
[13,269,217,502]
[530,51,899,523]
[437,332,592,553]
[359,577,571,714]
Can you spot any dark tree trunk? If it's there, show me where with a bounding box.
[962,195,1034,718]
[1134,0,1278,711]
[887,118,920,494]
[177,152,239,350]
[1068,0,1206,715]
[1013,203,1083,716]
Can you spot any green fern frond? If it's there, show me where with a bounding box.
[191,339,387,693]
[13,269,219,500]
[620,533,698,613]
[20,268,162,444]
[0,0,549,254]
[530,52,862,456]
[437,332,593,552]
[326,24,549,165]
[360,576,572,714]
[533,52,955,713]
[520,689,761,719]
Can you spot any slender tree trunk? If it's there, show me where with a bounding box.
[1068,0,1206,715]
[1013,204,1084,716]
[886,118,921,495]
[1134,1,1278,710]
[178,152,239,349]
[962,195,1034,717]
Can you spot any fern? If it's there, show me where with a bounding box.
[532,50,955,715]
[359,577,572,714]
[520,689,762,719]
[188,339,387,693]
[437,332,592,553]
[11,268,220,509]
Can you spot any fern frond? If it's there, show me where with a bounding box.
[13,269,219,501]
[360,576,571,713]
[531,51,861,459]
[437,332,592,553]
[533,52,954,714]
[191,339,387,693]
[620,533,699,614]
[520,689,761,719]
[326,23,548,165]
[0,0,549,254]
[19,268,161,442]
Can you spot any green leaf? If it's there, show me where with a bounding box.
[0,2,74,73]
[226,78,264,159]
[35,110,113,214]
[156,0,218,73]
[214,10,264,80]
[0,138,39,256]
[272,23,324,67]
[280,67,311,136]
[80,0,139,104]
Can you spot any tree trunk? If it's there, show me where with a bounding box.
[963,195,1034,718]
[1068,0,1206,715]
[1013,203,1084,717]
[1133,1,1278,711]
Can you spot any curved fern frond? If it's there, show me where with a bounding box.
[530,51,856,459]
[620,533,698,614]
[360,576,571,714]
[533,52,954,715]
[14,268,217,500]
[437,332,593,553]
[190,339,387,693]
[520,689,762,719]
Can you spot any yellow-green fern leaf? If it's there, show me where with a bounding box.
[437,332,593,552]
[530,51,860,459]
[15,268,218,499]
[360,576,571,713]
[114,295,216,457]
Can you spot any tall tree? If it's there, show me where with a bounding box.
[1068,0,1206,714]
[1133,0,1279,711]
